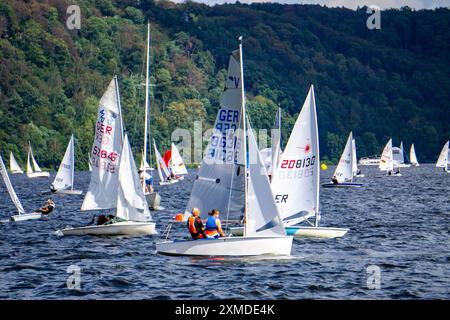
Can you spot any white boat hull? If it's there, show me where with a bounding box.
[159,179,180,186]
[10,213,42,222]
[27,172,50,178]
[11,170,24,174]
[53,189,83,195]
[156,236,293,256]
[145,192,162,210]
[322,182,363,188]
[355,174,365,178]
[285,226,349,238]
[59,221,157,236]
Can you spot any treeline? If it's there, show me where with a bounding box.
[0,0,449,170]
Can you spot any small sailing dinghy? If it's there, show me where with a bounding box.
[26,143,50,178]
[59,77,156,236]
[10,152,24,174]
[49,135,82,195]
[156,39,292,256]
[323,132,362,188]
[0,155,42,221]
[380,138,401,176]
[436,141,449,173]
[410,143,419,167]
[393,142,410,168]
[352,139,364,177]
[154,140,180,186]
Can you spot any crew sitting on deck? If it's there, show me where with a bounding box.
[34,198,55,215]
[187,207,206,240]
[205,209,225,239]
[103,214,127,225]
[331,176,339,184]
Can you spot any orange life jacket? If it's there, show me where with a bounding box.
[188,216,200,235]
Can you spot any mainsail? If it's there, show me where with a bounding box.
[333,132,354,183]
[0,155,25,215]
[52,135,75,191]
[154,140,171,181]
[271,85,320,227]
[184,48,245,221]
[379,138,394,171]
[28,143,42,172]
[116,134,152,222]
[410,143,419,166]
[436,141,449,169]
[81,77,123,211]
[10,152,23,174]
[352,139,358,175]
[171,143,188,175]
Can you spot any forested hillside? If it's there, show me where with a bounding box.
[0,0,449,169]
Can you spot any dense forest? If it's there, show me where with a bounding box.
[0,0,449,170]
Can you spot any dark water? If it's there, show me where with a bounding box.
[0,164,449,299]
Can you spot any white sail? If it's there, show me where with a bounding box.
[29,144,42,172]
[116,134,152,222]
[0,155,25,215]
[246,122,285,237]
[184,48,245,220]
[271,85,320,227]
[26,149,33,174]
[410,144,419,165]
[270,107,282,177]
[171,143,188,175]
[88,154,92,172]
[333,132,354,183]
[53,135,75,191]
[81,77,123,211]
[260,148,272,173]
[436,141,449,168]
[379,138,394,171]
[154,140,170,181]
[351,139,358,175]
[10,152,23,174]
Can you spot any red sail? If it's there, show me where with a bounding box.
[163,149,172,168]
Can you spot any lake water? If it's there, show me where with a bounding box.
[0,164,448,299]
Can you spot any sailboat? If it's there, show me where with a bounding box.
[156,39,293,256]
[59,77,156,236]
[393,141,410,168]
[1,155,43,221]
[26,143,50,178]
[352,139,364,177]
[323,132,363,188]
[140,22,161,210]
[410,143,419,166]
[379,138,401,176]
[436,141,449,173]
[10,152,23,174]
[49,135,82,195]
[154,140,180,186]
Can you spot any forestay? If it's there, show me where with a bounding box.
[53,135,75,191]
[379,139,394,171]
[81,77,123,211]
[271,85,320,226]
[333,132,354,183]
[116,134,152,222]
[184,49,245,221]
[0,155,25,215]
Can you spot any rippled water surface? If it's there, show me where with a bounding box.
[0,164,449,299]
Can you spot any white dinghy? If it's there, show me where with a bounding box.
[352,138,364,177]
[154,140,180,186]
[156,39,292,256]
[10,152,24,174]
[410,143,419,167]
[436,141,449,173]
[0,155,42,221]
[26,143,50,178]
[323,132,362,188]
[50,135,83,195]
[59,77,156,236]
[233,86,349,239]
[393,141,410,168]
[380,138,401,176]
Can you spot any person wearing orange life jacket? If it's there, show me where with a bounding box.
[187,207,206,240]
[204,209,225,239]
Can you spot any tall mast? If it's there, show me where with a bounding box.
[114,75,124,142]
[143,22,151,189]
[239,36,249,237]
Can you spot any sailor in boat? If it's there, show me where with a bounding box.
[103,214,126,225]
[33,198,55,216]
[138,169,153,193]
[388,170,392,176]
[357,169,362,176]
[86,214,108,226]
[331,175,339,185]
[49,183,57,193]
[204,209,225,239]
[187,208,206,240]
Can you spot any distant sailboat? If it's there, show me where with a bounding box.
[323,132,362,188]
[380,138,401,176]
[393,142,410,168]
[26,143,50,178]
[50,135,83,195]
[156,38,293,256]
[154,140,179,186]
[410,143,419,166]
[169,143,188,178]
[9,152,23,174]
[352,139,364,177]
[59,77,157,236]
[1,155,42,221]
[436,141,449,173]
